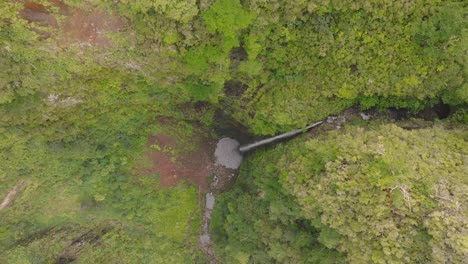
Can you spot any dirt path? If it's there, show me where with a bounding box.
[0,180,25,211]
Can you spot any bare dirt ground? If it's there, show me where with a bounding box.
[140,133,215,191]
[135,125,220,262]
[62,7,123,47]
[19,0,123,46]
[134,120,241,263]
[19,2,58,27]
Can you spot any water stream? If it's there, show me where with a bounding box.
[199,193,216,262]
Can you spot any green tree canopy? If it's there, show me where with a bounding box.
[213,123,467,263]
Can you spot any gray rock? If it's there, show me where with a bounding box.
[214,137,243,169]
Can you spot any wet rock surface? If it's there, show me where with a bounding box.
[214,137,243,169]
[200,138,245,263]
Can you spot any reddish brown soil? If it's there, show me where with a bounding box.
[49,0,72,16]
[18,0,123,46]
[62,9,123,47]
[140,134,215,190]
[19,2,58,28]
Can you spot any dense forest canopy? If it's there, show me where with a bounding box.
[212,124,467,263]
[1,0,466,134]
[0,0,466,263]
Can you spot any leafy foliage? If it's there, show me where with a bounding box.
[0,1,205,262]
[211,141,343,263]
[55,0,467,134]
[226,0,467,134]
[203,0,253,49]
[212,123,467,263]
[1,0,467,262]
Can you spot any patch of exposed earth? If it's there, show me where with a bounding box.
[19,0,124,47]
[136,117,243,193]
[139,133,215,191]
[134,119,245,263]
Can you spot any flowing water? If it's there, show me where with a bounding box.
[199,117,325,262]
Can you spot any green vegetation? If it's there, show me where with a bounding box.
[212,124,467,263]
[228,0,466,134]
[0,0,466,263]
[0,1,205,262]
[96,0,467,134]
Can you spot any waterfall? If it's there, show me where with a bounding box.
[238,121,323,153]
